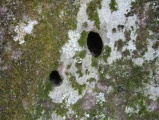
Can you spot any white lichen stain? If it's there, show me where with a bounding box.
[49,30,83,106]
[49,0,98,108]
[144,84,159,101]
[77,0,94,32]
[84,112,90,118]
[61,30,81,60]
[49,0,159,119]
[125,106,140,114]
[13,20,38,44]
[98,0,137,64]
[96,92,106,105]
[51,113,65,120]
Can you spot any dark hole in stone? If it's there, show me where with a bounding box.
[49,70,62,86]
[156,7,159,12]
[87,32,103,58]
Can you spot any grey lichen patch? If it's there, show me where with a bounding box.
[86,0,102,29]
[13,20,38,44]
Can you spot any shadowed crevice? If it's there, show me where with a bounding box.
[49,70,62,86]
[87,32,103,58]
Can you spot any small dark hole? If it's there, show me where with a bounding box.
[156,7,159,12]
[49,70,62,86]
[87,32,103,58]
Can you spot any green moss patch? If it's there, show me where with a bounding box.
[1,0,80,119]
[114,39,126,51]
[109,0,118,12]
[86,0,102,29]
[102,45,111,63]
[78,30,88,48]
[67,73,86,95]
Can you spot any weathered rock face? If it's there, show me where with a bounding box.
[50,71,62,86]
[87,32,103,58]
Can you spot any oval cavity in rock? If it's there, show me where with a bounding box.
[49,70,62,86]
[87,32,103,58]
